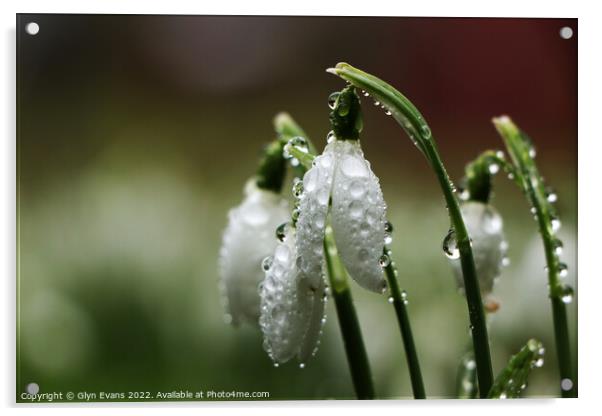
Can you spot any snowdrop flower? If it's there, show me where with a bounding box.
[219,179,289,326]
[448,201,508,297]
[259,86,387,365]
[295,139,387,293]
[259,225,327,365]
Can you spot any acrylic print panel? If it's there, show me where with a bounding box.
[16,14,577,402]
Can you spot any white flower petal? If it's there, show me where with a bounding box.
[297,277,327,362]
[450,201,506,296]
[259,228,327,364]
[295,145,336,289]
[330,141,387,293]
[219,180,289,326]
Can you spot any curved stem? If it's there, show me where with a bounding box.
[493,116,575,398]
[329,63,494,397]
[383,248,426,398]
[324,226,375,399]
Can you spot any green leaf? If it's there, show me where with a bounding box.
[488,339,545,399]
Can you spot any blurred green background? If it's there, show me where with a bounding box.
[17,15,577,400]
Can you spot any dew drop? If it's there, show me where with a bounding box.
[275,222,288,242]
[501,257,511,267]
[488,163,500,174]
[385,110,392,116]
[421,125,432,139]
[379,253,391,267]
[328,92,340,110]
[553,239,564,256]
[466,359,476,370]
[546,187,558,203]
[291,207,301,222]
[558,263,568,278]
[273,362,279,368]
[533,358,544,368]
[559,284,574,303]
[507,172,515,180]
[401,290,408,305]
[496,150,505,159]
[349,180,366,198]
[529,148,537,158]
[299,362,306,369]
[551,217,561,232]
[292,178,304,198]
[499,392,507,399]
[384,221,394,233]
[326,130,336,144]
[349,200,363,218]
[374,100,380,106]
[261,256,274,271]
[384,235,393,245]
[362,90,369,97]
[442,229,460,259]
[387,296,394,304]
[274,244,291,264]
[340,155,369,177]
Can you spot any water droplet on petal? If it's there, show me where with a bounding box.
[349,180,366,198]
[261,256,274,271]
[292,178,304,198]
[340,156,369,178]
[326,130,336,144]
[276,222,288,242]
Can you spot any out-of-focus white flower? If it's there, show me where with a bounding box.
[449,201,507,297]
[296,139,387,293]
[259,226,327,365]
[219,180,289,326]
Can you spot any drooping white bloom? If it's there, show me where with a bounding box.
[259,226,327,364]
[449,201,507,296]
[296,139,387,293]
[219,180,289,326]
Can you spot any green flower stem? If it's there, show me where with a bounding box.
[324,226,376,399]
[329,62,493,397]
[488,339,544,398]
[383,248,426,399]
[493,116,575,398]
